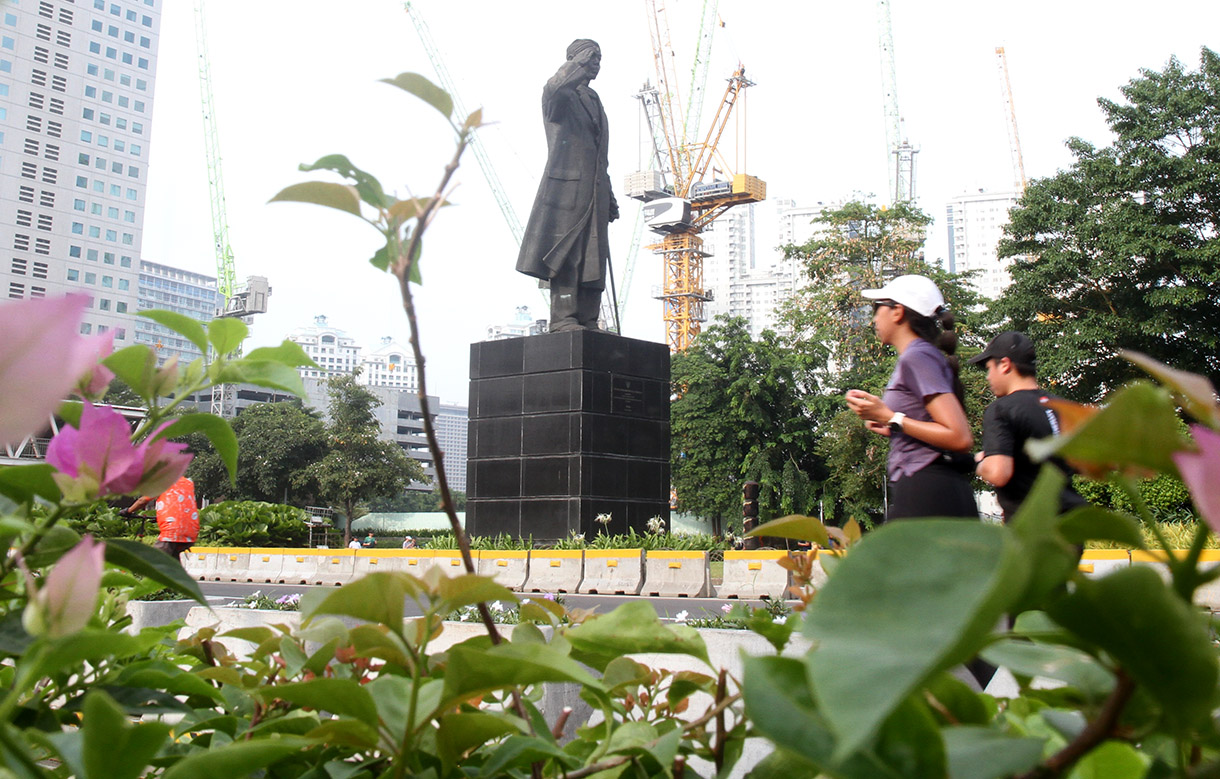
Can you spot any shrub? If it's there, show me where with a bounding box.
[197,500,311,547]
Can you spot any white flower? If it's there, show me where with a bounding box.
[721,603,732,614]
[646,516,666,534]
[595,513,612,525]
[490,601,504,613]
[674,610,689,623]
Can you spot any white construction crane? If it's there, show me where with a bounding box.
[996,46,1027,193]
[877,0,918,203]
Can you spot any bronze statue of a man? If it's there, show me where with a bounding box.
[516,39,619,332]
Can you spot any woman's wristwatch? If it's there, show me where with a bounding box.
[887,412,906,432]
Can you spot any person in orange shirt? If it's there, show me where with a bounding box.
[128,475,199,562]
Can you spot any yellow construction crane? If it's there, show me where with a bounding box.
[996,46,1027,193]
[626,0,765,352]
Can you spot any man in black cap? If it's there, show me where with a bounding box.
[516,39,619,332]
[969,331,1087,521]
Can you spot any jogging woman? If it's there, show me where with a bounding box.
[845,274,977,521]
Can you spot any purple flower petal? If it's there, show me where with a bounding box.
[0,295,93,447]
[46,402,145,499]
[39,535,105,638]
[75,330,117,400]
[1173,425,1220,534]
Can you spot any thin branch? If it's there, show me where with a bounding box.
[1015,669,1136,779]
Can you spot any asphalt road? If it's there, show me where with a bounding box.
[198,580,783,622]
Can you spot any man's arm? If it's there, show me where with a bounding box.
[976,454,1014,487]
[127,495,154,514]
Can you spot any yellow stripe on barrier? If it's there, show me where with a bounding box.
[606,560,618,568]
[668,562,682,569]
[261,556,271,562]
[550,560,562,568]
[748,562,762,571]
[497,560,508,567]
[1079,564,1095,573]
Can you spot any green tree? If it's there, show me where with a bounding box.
[186,402,328,505]
[992,48,1220,402]
[780,200,986,524]
[671,317,820,534]
[368,488,465,513]
[295,374,426,543]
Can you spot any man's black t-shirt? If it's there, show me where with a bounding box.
[982,388,1087,520]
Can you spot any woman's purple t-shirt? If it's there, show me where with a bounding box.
[881,339,955,481]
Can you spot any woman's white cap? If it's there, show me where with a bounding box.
[861,274,945,317]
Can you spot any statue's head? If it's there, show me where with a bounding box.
[566,39,601,80]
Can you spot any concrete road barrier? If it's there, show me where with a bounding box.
[209,548,251,582]
[244,548,285,583]
[181,547,217,581]
[1186,550,1220,610]
[477,550,529,591]
[523,550,584,593]
[1077,549,1129,579]
[579,549,644,595]
[431,550,472,578]
[717,550,791,600]
[277,549,355,586]
[642,551,709,598]
[354,548,421,578]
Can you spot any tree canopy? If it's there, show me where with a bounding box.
[993,47,1220,401]
[186,401,328,505]
[295,374,427,543]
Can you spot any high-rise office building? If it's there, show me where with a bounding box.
[1,0,162,342]
[433,402,467,493]
[945,189,1021,299]
[136,259,220,365]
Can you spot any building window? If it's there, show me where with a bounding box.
[67,269,79,281]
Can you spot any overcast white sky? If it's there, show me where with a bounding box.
[140,1,1218,403]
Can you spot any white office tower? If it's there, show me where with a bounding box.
[290,315,364,381]
[485,305,546,341]
[433,402,468,493]
[945,189,1022,299]
[363,336,418,391]
[1,1,162,341]
[136,259,219,365]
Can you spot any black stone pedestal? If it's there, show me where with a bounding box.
[466,330,670,542]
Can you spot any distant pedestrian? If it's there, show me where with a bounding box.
[347,537,362,550]
[360,532,376,549]
[846,275,977,522]
[127,475,199,563]
[969,331,1088,521]
[401,535,416,549]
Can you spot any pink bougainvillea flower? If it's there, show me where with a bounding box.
[46,401,147,501]
[0,295,95,447]
[133,421,192,497]
[1173,425,1220,534]
[22,535,105,639]
[74,330,116,401]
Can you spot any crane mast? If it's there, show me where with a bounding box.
[996,46,1027,193]
[194,0,234,306]
[404,2,524,246]
[628,0,764,352]
[877,0,917,203]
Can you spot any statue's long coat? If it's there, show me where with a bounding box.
[516,61,615,289]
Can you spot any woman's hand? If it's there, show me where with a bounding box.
[845,389,892,425]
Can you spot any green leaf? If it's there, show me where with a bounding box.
[442,642,604,704]
[923,672,988,726]
[157,414,238,485]
[365,675,443,743]
[1057,505,1145,548]
[104,345,158,399]
[160,737,314,779]
[379,72,453,119]
[243,341,318,369]
[561,600,710,666]
[437,712,517,770]
[387,197,446,225]
[1048,566,1219,733]
[1007,467,1082,612]
[746,514,830,547]
[980,639,1115,699]
[1028,381,1189,477]
[298,154,388,209]
[302,572,411,628]
[38,629,162,679]
[369,244,391,272]
[260,679,379,729]
[104,539,207,606]
[268,181,364,217]
[434,573,516,614]
[942,726,1045,779]
[1122,350,1220,429]
[746,750,821,779]
[0,463,62,503]
[477,735,580,778]
[81,690,172,779]
[304,720,379,750]
[463,107,484,132]
[58,399,84,427]
[220,627,275,644]
[214,360,306,397]
[1068,740,1149,778]
[803,520,1027,759]
[139,310,209,356]
[207,318,247,357]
